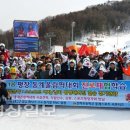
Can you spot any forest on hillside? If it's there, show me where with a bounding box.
[0,0,130,49]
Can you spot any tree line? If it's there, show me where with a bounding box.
[0,0,130,49]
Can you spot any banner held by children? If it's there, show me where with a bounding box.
[5,79,130,108]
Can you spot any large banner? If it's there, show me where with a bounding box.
[6,79,130,108]
[13,20,39,52]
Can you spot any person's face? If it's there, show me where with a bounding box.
[5,68,10,74]
[31,66,35,71]
[46,65,51,70]
[46,58,51,63]
[0,46,4,51]
[29,25,33,30]
[55,66,60,71]
[27,64,31,69]
[0,55,4,61]
[41,58,45,63]
[18,67,22,71]
[89,54,94,59]
[13,58,18,63]
[77,62,83,68]
[93,62,98,67]
[10,73,17,79]
[71,52,76,56]
[70,62,75,68]
[37,65,41,70]
[110,63,115,70]
[41,66,46,71]
[98,58,103,62]
[55,60,60,64]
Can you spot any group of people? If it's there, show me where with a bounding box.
[0,42,130,111]
[0,43,130,80]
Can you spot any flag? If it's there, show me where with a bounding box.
[88,67,97,77]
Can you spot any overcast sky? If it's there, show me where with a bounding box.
[0,0,122,31]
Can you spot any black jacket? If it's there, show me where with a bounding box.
[76,67,89,79]
[39,70,49,79]
[34,70,41,79]
[117,62,123,80]
[51,72,64,79]
[65,67,77,79]
[104,69,119,80]
[0,82,9,105]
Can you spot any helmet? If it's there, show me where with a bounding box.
[10,67,17,74]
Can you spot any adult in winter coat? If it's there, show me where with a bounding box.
[65,59,77,79]
[0,43,9,64]
[76,61,85,79]
[0,82,11,111]
[76,60,92,79]
[39,63,49,79]
[104,61,119,80]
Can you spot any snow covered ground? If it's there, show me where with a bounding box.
[96,33,130,54]
[0,106,130,130]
